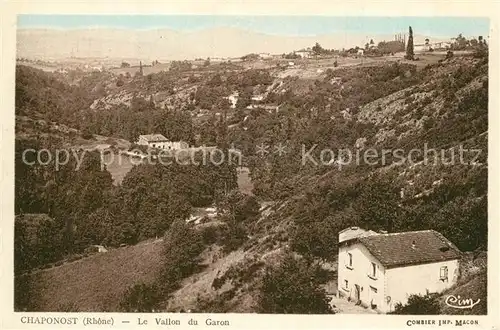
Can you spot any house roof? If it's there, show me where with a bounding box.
[357,230,462,268]
[139,134,169,142]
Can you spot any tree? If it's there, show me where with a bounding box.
[222,191,260,223]
[121,62,130,68]
[453,33,469,50]
[355,175,403,233]
[259,254,333,314]
[160,220,205,293]
[116,77,125,87]
[405,26,415,60]
[377,41,405,55]
[312,42,325,55]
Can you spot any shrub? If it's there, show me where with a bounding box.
[81,127,93,140]
[119,283,161,312]
[258,254,333,314]
[391,293,441,314]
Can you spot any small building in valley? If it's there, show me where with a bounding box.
[137,134,186,150]
[337,227,461,313]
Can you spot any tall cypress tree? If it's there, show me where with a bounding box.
[405,26,415,60]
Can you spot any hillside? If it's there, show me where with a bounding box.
[20,238,164,312]
[15,45,488,314]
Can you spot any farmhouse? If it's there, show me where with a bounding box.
[294,50,313,58]
[337,227,461,313]
[137,134,186,150]
[414,44,432,52]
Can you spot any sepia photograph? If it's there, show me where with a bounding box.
[10,12,491,319]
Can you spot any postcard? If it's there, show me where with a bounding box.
[0,1,498,329]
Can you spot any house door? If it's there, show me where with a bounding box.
[355,285,361,302]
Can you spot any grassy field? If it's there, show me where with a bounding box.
[236,167,254,195]
[29,239,164,312]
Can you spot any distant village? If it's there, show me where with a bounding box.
[17,32,482,76]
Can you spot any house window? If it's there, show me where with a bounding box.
[371,262,377,278]
[347,252,353,268]
[344,280,349,289]
[440,266,449,281]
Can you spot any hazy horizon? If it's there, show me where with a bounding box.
[16,15,490,61]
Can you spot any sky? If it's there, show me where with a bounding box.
[17,15,490,38]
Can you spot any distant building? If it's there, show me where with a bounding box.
[357,49,365,56]
[432,41,452,50]
[414,44,432,52]
[294,50,313,58]
[226,92,239,108]
[92,245,108,253]
[137,134,186,150]
[259,53,272,59]
[338,227,461,313]
[415,40,452,52]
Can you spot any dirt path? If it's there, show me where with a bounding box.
[330,296,378,314]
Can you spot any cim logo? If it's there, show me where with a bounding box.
[444,295,481,309]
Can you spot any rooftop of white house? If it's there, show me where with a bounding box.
[139,134,169,142]
[341,229,462,269]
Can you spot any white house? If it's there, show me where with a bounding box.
[414,44,432,52]
[259,52,272,59]
[295,50,313,58]
[337,227,461,313]
[432,41,452,50]
[137,134,186,150]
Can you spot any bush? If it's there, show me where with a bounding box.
[200,225,220,245]
[81,127,93,140]
[391,293,441,314]
[119,283,161,312]
[258,254,333,314]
